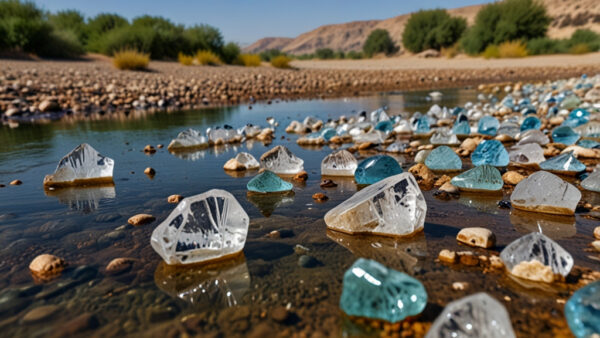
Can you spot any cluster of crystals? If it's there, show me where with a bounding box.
[43,143,114,187]
[168,122,272,151]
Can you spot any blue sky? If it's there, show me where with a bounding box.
[34,1,490,45]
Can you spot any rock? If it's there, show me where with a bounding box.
[43,144,114,188]
[471,140,509,166]
[144,145,156,153]
[271,306,289,322]
[22,305,60,323]
[321,150,357,176]
[458,252,479,266]
[168,129,208,150]
[29,254,66,280]
[477,116,500,136]
[511,171,581,215]
[509,143,546,165]
[565,281,600,338]
[591,241,600,252]
[128,214,155,226]
[324,173,426,236]
[260,145,304,174]
[594,226,600,240]
[144,167,156,176]
[354,155,402,185]
[54,313,98,335]
[414,149,431,163]
[105,258,134,275]
[456,227,495,248]
[247,170,293,193]
[510,260,555,283]
[450,165,503,192]
[224,152,260,171]
[9,180,22,185]
[294,244,310,255]
[340,258,427,323]
[517,129,549,146]
[434,175,451,187]
[551,126,580,145]
[427,293,516,338]
[438,249,457,264]
[460,138,479,152]
[425,146,462,171]
[293,171,308,182]
[320,179,337,188]
[408,163,435,188]
[151,189,249,264]
[561,145,600,158]
[38,99,60,112]
[312,193,328,202]
[167,194,184,204]
[539,152,585,174]
[298,255,319,268]
[452,282,469,291]
[502,171,525,185]
[489,255,504,269]
[439,182,459,194]
[417,49,440,58]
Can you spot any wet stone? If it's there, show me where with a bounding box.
[456,227,495,248]
[471,140,509,167]
[321,150,357,176]
[511,171,581,215]
[22,305,60,323]
[509,143,546,165]
[260,145,304,175]
[168,128,208,150]
[551,126,580,145]
[450,165,503,192]
[298,255,319,268]
[29,254,66,281]
[565,281,600,338]
[438,249,457,264]
[539,152,585,174]
[128,214,155,226]
[354,155,403,185]
[425,146,462,171]
[247,170,293,193]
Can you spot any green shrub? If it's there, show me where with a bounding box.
[482,44,500,59]
[86,13,129,52]
[260,49,284,61]
[295,54,315,60]
[93,25,155,57]
[567,29,600,51]
[37,29,85,58]
[237,53,261,66]
[441,44,460,58]
[49,10,87,44]
[402,9,466,53]
[178,52,194,65]
[526,37,567,55]
[113,49,149,70]
[271,55,291,68]
[220,42,240,64]
[196,50,222,65]
[182,25,224,55]
[315,48,335,59]
[346,50,363,59]
[569,43,590,55]
[363,29,397,57]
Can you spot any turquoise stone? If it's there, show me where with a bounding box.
[425,146,462,171]
[320,128,337,141]
[552,126,580,145]
[247,170,293,193]
[355,155,402,185]
[452,121,470,135]
[415,116,430,134]
[565,281,600,338]
[450,165,503,191]
[520,116,541,131]
[577,139,600,149]
[339,258,427,323]
[539,152,586,173]
[563,108,590,128]
[375,120,394,133]
[471,140,509,166]
[478,116,499,136]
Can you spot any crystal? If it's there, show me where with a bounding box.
[43,143,114,187]
[552,126,580,145]
[239,124,261,138]
[426,293,516,338]
[385,142,408,153]
[415,116,430,134]
[168,129,208,150]
[521,116,541,131]
[500,232,573,279]
[375,120,394,133]
[563,108,590,128]
[297,133,325,146]
[425,146,462,171]
[453,121,470,135]
[150,189,249,265]
[321,150,358,176]
[575,121,600,138]
[581,171,600,192]
[471,140,509,166]
[565,280,600,338]
[325,173,426,236]
[339,258,427,323]
[450,165,503,191]
[430,128,459,145]
[497,121,520,138]
[259,145,304,174]
[509,143,546,165]
[539,152,585,174]
[355,155,403,185]
[477,116,499,136]
[247,170,293,193]
[517,129,549,146]
[353,130,385,144]
[560,94,581,110]
[207,126,239,143]
[224,152,260,171]
[511,171,581,215]
[577,139,600,149]
[319,127,337,141]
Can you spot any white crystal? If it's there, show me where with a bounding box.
[259,145,304,174]
[511,171,581,215]
[321,150,357,176]
[516,129,549,146]
[430,128,459,145]
[352,130,385,144]
[207,126,239,143]
[150,189,249,265]
[227,152,259,170]
[581,171,600,192]
[43,143,114,187]
[239,124,261,138]
[168,129,208,150]
[324,173,426,236]
[393,120,412,134]
[497,121,520,139]
[426,293,516,338]
[386,142,407,153]
[509,143,546,165]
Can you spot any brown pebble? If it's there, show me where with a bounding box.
[157,144,164,148]
[105,258,134,275]
[594,226,600,240]
[267,230,281,238]
[29,254,66,280]
[144,145,156,153]
[312,193,328,202]
[293,171,308,182]
[271,307,289,322]
[128,214,155,226]
[144,167,156,176]
[10,179,22,185]
[458,252,479,266]
[22,305,60,323]
[438,249,457,264]
[320,179,337,188]
[168,194,184,204]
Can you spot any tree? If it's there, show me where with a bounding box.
[49,10,87,44]
[315,48,335,59]
[402,9,466,53]
[363,29,396,57]
[182,24,224,55]
[221,42,240,64]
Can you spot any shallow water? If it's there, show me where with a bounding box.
[0,89,597,337]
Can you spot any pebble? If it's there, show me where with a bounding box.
[54,313,98,335]
[457,252,479,266]
[460,138,479,152]
[502,171,525,185]
[143,145,156,153]
[594,226,600,240]
[29,254,66,280]
[223,158,245,171]
[270,306,289,322]
[408,163,435,189]
[434,175,451,187]
[498,200,511,209]
[128,214,155,226]
[105,258,134,275]
[298,255,319,268]
[439,182,459,194]
[22,305,60,323]
[294,244,310,255]
[320,179,337,188]
[592,241,600,252]
[489,255,504,269]
[167,194,184,203]
[438,249,457,264]
[452,282,469,291]
[312,193,328,202]
[456,227,496,248]
[9,180,22,185]
[511,260,554,283]
[293,171,308,182]
[144,167,156,176]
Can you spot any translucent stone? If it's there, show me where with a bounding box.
[239,124,261,138]
[321,150,358,176]
[511,171,581,215]
[516,129,549,146]
[168,129,208,150]
[259,145,304,174]
[247,170,293,193]
[471,140,509,166]
[426,293,516,338]
[325,173,426,236]
[509,143,546,165]
[477,116,499,136]
[563,108,590,128]
[565,281,600,338]
[560,95,581,110]
[319,127,337,141]
[353,130,385,144]
[150,189,249,265]
[207,126,239,143]
[375,120,394,133]
[385,142,409,153]
[575,121,600,138]
[394,120,412,134]
[521,116,541,131]
[497,121,520,138]
[453,121,471,135]
[552,126,580,145]
[430,128,459,145]
[43,143,114,187]
[450,165,503,191]
[355,155,403,185]
[229,152,259,170]
[425,146,462,171]
[500,232,573,278]
[297,133,325,145]
[415,116,430,134]
[340,258,427,323]
[577,139,600,149]
[581,171,600,192]
[539,152,585,174]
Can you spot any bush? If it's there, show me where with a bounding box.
[86,13,129,52]
[237,53,261,66]
[568,29,600,51]
[569,43,590,55]
[363,29,397,57]
[220,42,240,64]
[49,10,87,44]
[196,50,222,65]
[482,44,500,59]
[93,25,155,57]
[178,52,194,65]
[402,9,466,53]
[526,37,567,55]
[260,49,284,61]
[346,50,363,59]
[498,41,528,58]
[37,29,85,58]
[182,25,224,55]
[315,48,335,59]
[271,55,291,68]
[113,49,149,70]
[441,44,460,58]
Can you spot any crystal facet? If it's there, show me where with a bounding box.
[509,143,546,165]
[450,165,503,191]
[247,170,293,193]
[425,146,462,171]
[224,152,260,171]
[477,116,499,136]
[355,155,403,185]
[581,171,600,192]
[453,121,471,135]
[552,126,580,145]
[321,150,358,176]
[517,129,549,146]
[565,281,600,338]
[340,258,427,323]
[43,143,114,187]
[168,129,209,150]
[430,128,459,145]
[471,140,509,166]
[511,171,581,215]
[259,145,304,174]
[539,152,585,174]
[520,116,541,131]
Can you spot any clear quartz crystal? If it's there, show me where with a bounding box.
[430,128,459,145]
[233,152,259,170]
[321,150,358,176]
[581,171,600,192]
[324,173,426,236]
[516,129,549,146]
[259,145,304,174]
[509,143,546,164]
[168,129,208,150]
[150,189,249,265]
[43,143,114,186]
[511,171,581,215]
[426,293,516,338]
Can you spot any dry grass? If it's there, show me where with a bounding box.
[178,52,195,66]
[498,41,528,58]
[112,49,150,70]
[270,55,292,69]
[441,45,460,59]
[569,43,590,55]
[482,45,500,59]
[238,54,261,67]
[196,50,222,66]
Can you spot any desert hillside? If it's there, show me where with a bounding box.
[244,0,600,55]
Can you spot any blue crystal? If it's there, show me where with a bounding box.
[539,152,586,173]
[565,281,600,338]
[355,155,402,185]
[477,116,499,136]
[375,120,394,133]
[563,108,590,128]
[471,140,509,166]
[247,170,293,193]
[577,139,600,149]
[450,165,503,191]
[425,146,462,171]
[501,96,515,110]
[452,107,465,116]
[320,128,337,141]
[339,258,427,323]
[546,106,559,118]
[453,121,470,135]
[551,126,580,145]
[415,116,430,134]
[520,116,541,132]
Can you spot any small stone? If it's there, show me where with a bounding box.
[458,252,479,266]
[502,171,525,185]
[452,282,469,291]
[224,152,260,171]
[439,182,458,194]
[434,175,451,187]
[144,167,156,176]
[223,158,246,171]
[591,241,600,252]
[144,145,156,153]
[247,170,293,193]
[105,258,134,275]
[408,163,435,189]
[425,146,462,171]
[298,255,319,268]
[414,149,431,163]
[511,171,581,215]
[489,255,504,269]
[355,155,402,185]
[456,227,495,248]
[29,254,66,280]
[55,313,98,335]
[293,171,308,182]
[22,305,60,323]
[320,179,337,188]
[128,214,155,226]
[450,165,503,192]
[167,194,184,204]
[157,144,164,149]
[312,193,328,202]
[294,244,310,255]
[438,249,456,264]
[271,307,289,322]
[9,180,22,185]
[460,138,479,152]
[594,226,600,239]
[511,260,555,283]
[565,281,600,338]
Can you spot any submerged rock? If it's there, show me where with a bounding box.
[321,150,357,176]
[224,152,259,171]
[354,155,403,185]
[43,143,114,187]
[247,170,293,193]
[151,189,249,264]
[325,173,426,236]
[450,165,503,192]
[539,152,585,174]
[425,146,462,171]
[168,129,208,150]
[29,254,66,281]
[565,281,600,338]
[510,171,581,215]
[471,140,509,167]
[259,146,304,174]
[340,258,427,323]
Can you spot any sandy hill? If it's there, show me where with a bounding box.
[244,0,600,55]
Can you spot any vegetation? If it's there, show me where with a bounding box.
[270,55,292,68]
[526,29,600,55]
[112,49,149,70]
[195,50,222,65]
[402,9,466,53]
[441,44,459,58]
[237,53,261,66]
[314,48,335,59]
[259,49,285,61]
[483,41,528,59]
[178,52,194,65]
[363,29,396,57]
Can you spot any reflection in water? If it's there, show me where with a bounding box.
[318,176,357,194]
[326,229,427,275]
[246,191,295,217]
[154,254,250,308]
[169,149,207,161]
[509,209,576,239]
[457,193,503,214]
[224,169,259,179]
[44,185,116,213]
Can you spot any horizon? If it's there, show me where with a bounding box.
[33,0,491,45]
